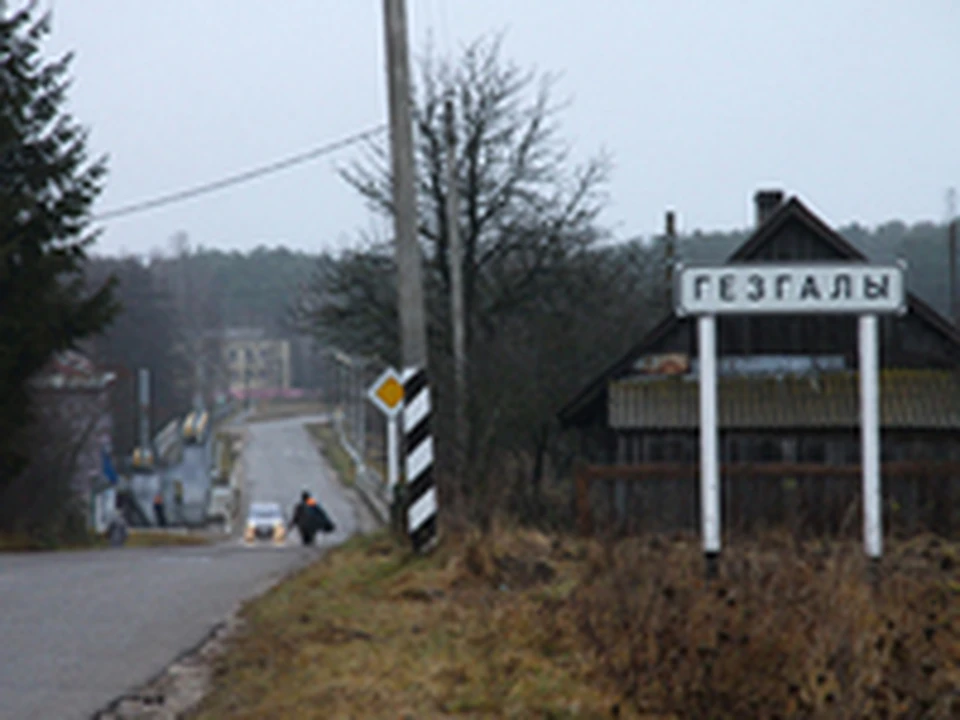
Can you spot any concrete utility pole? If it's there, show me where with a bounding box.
[948,188,957,326]
[138,367,151,454]
[382,0,429,370]
[445,97,467,468]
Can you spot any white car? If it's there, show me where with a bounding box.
[243,501,286,544]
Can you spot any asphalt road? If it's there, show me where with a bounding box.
[0,413,367,720]
[240,414,356,547]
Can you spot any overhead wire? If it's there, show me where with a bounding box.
[92,124,387,222]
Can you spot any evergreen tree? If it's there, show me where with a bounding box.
[0,3,118,490]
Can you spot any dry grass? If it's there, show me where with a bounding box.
[246,400,327,423]
[190,528,960,719]
[190,528,628,719]
[569,532,960,718]
[0,529,210,550]
[305,422,356,487]
[0,532,100,552]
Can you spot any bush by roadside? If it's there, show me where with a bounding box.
[570,532,960,718]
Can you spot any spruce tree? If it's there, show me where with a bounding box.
[0,2,118,491]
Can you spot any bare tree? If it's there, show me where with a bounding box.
[337,33,610,347]
[295,34,665,526]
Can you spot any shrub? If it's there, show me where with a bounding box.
[565,534,960,718]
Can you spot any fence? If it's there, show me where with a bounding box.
[315,350,392,524]
[326,351,390,484]
[576,461,960,540]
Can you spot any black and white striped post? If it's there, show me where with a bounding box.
[402,367,438,552]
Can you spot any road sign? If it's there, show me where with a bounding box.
[366,366,405,493]
[367,367,405,418]
[673,260,906,569]
[674,262,906,316]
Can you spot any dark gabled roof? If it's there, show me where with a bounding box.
[558,195,960,428]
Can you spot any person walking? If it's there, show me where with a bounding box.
[153,492,167,527]
[289,490,334,546]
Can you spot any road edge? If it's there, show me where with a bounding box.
[89,420,380,719]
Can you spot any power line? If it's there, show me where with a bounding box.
[93,124,387,222]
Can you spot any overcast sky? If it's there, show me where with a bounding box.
[40,1,960,257]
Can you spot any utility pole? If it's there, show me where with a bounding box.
[948,187,957,326]
[138,367,152,469]
[383,0,439,553]
[445,96,467,474]
[382,0,429,370]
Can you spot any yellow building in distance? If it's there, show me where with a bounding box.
[221,328,291,400]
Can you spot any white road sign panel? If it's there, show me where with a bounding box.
[675,263,906,316]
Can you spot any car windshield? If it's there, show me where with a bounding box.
[249,504,282,522]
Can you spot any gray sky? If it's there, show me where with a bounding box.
[42,1,960,256]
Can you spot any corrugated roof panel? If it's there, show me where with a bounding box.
[609,370,960,430]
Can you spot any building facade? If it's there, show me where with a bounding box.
[560,191,960,539]
[31,350,117,503]
[221,327,292,400]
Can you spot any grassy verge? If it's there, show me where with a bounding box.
[189,528,621,719]
[190,528,960,719]
[0,532,102,552]
[0,529,213,551]
[305,421,355,486]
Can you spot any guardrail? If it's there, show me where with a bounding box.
[154,418,182,466]
[332,410,390,524]
[149,401,242,467]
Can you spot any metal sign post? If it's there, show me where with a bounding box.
[675,262,907,573]
[698,314,720,577]
[366,366,405,494]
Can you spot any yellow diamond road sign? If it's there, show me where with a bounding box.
[367,367,404,417]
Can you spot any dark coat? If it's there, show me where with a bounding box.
[292,499,335,535]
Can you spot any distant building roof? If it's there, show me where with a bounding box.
[32,350,116,391]
[220,327,267,342]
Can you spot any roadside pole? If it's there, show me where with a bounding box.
[383,0,438,552]
[445,96,467,480]
[367,367,405,532]
[382,0,428,369]
[387,414,399,490]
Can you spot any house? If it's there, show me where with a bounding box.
[31,350,117,503]
[559,190,960,539]
[220,327,292,400]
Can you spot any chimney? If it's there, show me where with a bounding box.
[664,209,676,288]
[754,189,784,227]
